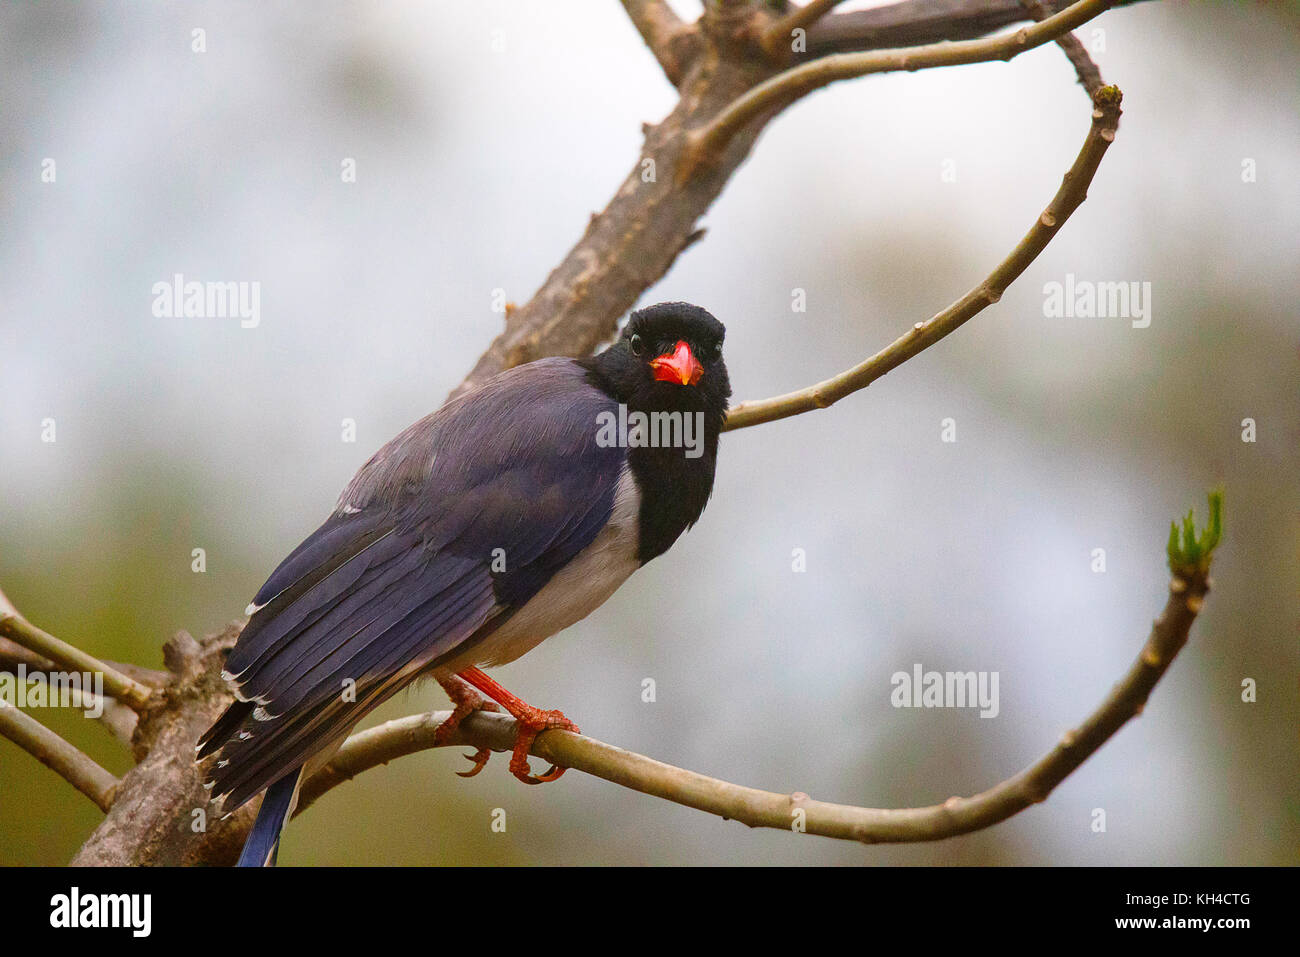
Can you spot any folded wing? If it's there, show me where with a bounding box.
[200,358,625,810]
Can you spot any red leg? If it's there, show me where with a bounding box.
[434,673,501,778]
[458,667,579,785]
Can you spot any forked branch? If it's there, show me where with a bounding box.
[0,587,154,710]
[682,0,1113,180]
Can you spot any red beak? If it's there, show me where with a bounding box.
[649,340,704,386]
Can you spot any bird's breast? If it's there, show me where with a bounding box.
[440,466,643,671]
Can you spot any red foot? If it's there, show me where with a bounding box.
[458,667,579,785]
[435,673,501,778]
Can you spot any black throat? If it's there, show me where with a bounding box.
[581,355,728,565]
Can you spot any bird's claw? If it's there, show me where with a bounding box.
[451,668,579,786]
[506,709,579,785]
[513,762,567,785]
[435,673,503,778]
[455,747,493,778]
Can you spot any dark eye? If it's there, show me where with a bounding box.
[698,341,718,362]
[629,334,644,356]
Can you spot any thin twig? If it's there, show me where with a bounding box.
[0,638,169,690]
[761,0,847,58]
[0,586,155,710]
[723,84,1121,431]
[802,0,1143,57]
[1020,0,1105,95]
[0,636,55,674]
[300,563,1209,843]
[682,0,1113,179]
[0,702,119,812]
[1,640,154,745]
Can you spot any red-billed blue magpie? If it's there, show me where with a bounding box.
[196,302,730,865]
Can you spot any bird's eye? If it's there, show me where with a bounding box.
[629,334,644,356]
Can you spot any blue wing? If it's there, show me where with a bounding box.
[200,358,626,811]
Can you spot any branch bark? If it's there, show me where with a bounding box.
[70,626,261,865]
[619,0,701,87]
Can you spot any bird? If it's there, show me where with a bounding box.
[196,301,731,866]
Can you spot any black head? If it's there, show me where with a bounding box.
[589,302,731,416]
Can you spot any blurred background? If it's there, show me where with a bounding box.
[1,0,1296,865]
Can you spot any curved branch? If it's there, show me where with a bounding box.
[682,0,1113,179]
[0,702,119,812]
[722,84,1120,432]
[301,564,1210,844]
[0,586,155,710]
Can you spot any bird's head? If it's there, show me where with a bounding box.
[594,302,731,414]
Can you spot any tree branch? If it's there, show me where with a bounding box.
[724,83,1120,431]
[0,701,119,812]
[71,626,261,866]
[300,543,1214,843]
[0,641,169,691]
[801,0,1144,57]
[620,0,701,87]
[448,0,1125,400]
[0,666,140,748]
[0,636,55,674]
[1019,0,1105,96]
[0,586,155,710]
[683,0,1113,179]
[0,640,161,746]
[761,0,847,58]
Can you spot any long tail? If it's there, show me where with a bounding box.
[236,768,302,867]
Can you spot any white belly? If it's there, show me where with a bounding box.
[436,466,642,672]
